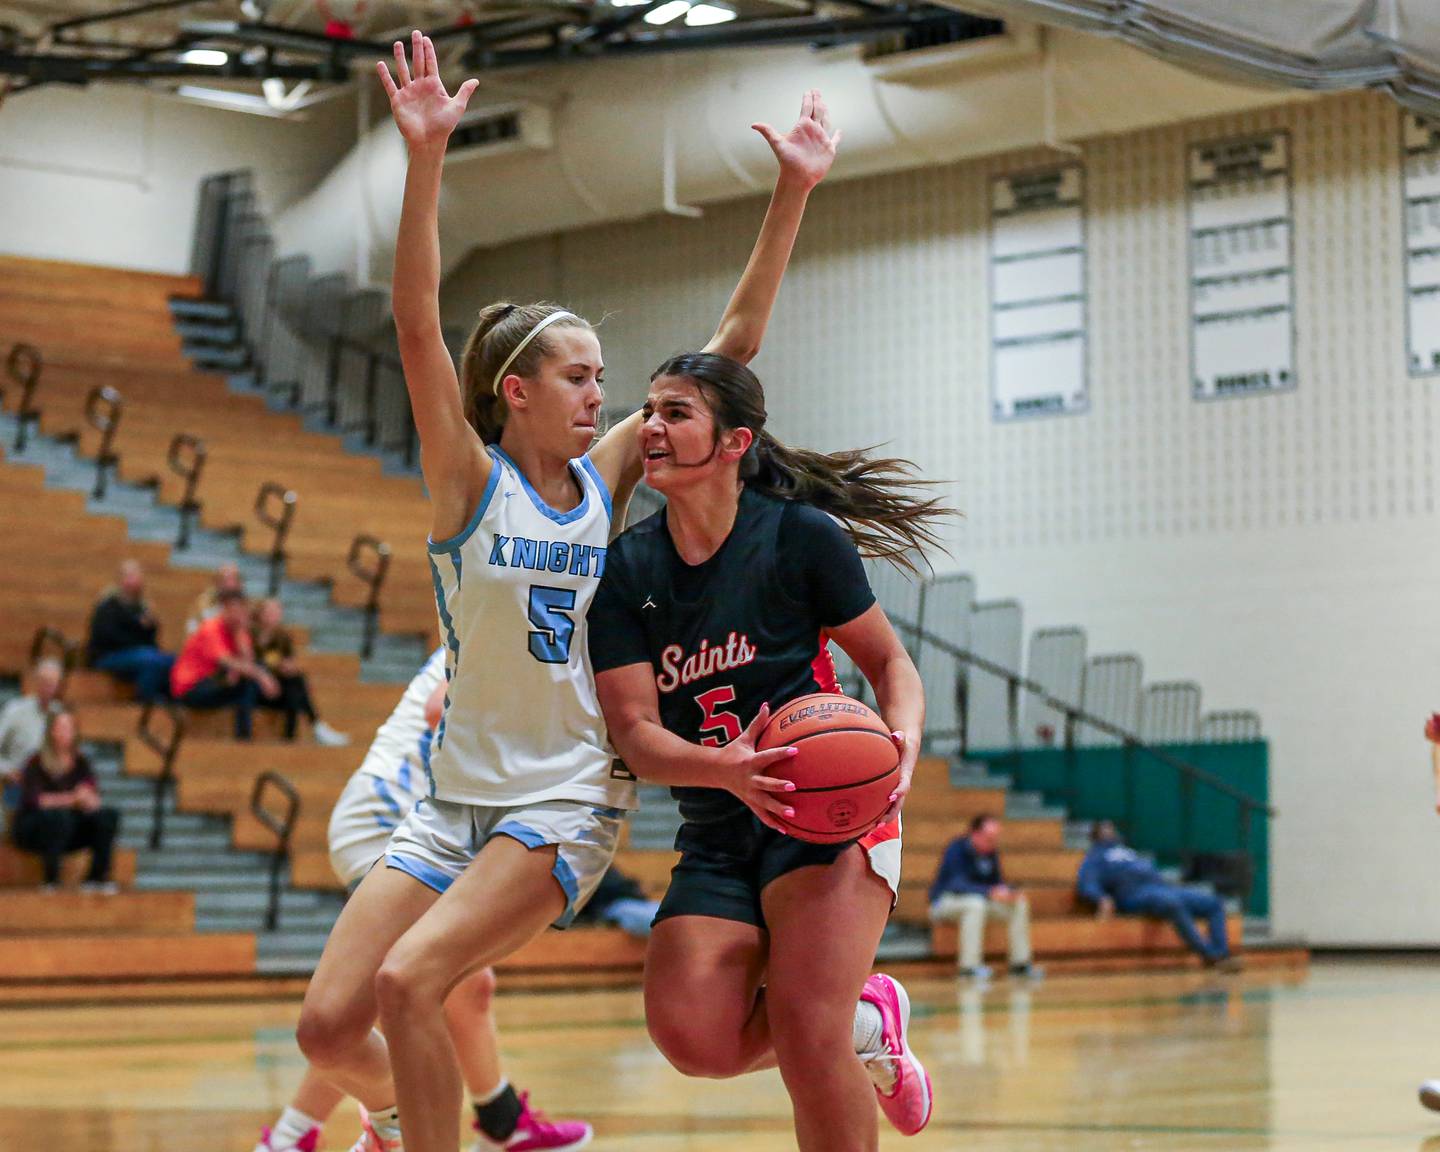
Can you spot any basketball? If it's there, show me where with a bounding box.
[757,693,900,844]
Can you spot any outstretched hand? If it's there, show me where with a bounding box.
[752,88,841,191]
[376,30,480,151]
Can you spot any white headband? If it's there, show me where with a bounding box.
[491,311,578,396]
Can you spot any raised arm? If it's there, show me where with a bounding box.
[378,32,490,540]
[589,90,841,506]
[704,89,839,364]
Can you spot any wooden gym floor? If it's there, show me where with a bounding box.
[0,958,1436,1151]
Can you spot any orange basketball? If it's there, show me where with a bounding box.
[756,693,900,844]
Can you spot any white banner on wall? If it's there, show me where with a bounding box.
[1188,133,1295,400]
[989,166,1088,421]
[1403,113,1440,378]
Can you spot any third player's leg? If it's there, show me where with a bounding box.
[443,965,502,1097]
[761,848,893,1152]
[295,863,439,1107]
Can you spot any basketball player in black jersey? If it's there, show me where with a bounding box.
[589,353,951,1151]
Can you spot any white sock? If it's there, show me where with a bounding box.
[853,999,885,1058]
[474,1078,509,1106]
[369,1106,402,1142]
[273,1107,321,1143]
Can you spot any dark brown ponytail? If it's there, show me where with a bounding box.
[458,301,594,444]
[650,352,954,573]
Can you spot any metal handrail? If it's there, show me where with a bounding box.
[891,618,1271,816]
[137,702,186,851]
[83,384,123,500]
[249,770,301,931]
[167,433,207,550]
[5,342,43,452]
[28,626,80,685]
[891,617,1271,906]
[346,534,391,660]
[254,481,297,595]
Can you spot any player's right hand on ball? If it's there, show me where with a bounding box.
[1426,712,1440,744]
[719,703,799,832]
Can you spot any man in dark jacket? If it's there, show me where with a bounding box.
[929,813,1035,980]
[87,560,174,703]
[1077,820,1239,970]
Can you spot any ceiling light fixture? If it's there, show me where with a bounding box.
[178,48,229,66]
[684,3,735,25]
[644,1,691,25]
[173,85,288,116]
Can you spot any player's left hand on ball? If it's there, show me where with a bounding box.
[879,729,915,824]
[1425,712,1440,744]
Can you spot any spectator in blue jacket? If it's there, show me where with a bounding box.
[1077,821,1239,971]
[928,813,1036,981]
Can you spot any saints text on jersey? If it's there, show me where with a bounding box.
[655,631,758,693]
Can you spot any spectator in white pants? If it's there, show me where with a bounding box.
[928,814,1038,981]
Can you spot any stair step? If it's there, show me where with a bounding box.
[184,344,249,369]
[169,298,234,321]
[174,320,240,343]
[194,889,338,915]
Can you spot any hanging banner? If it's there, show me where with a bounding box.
[1188,133,1295,400]
[1404,113,1440,378]
[990,165,1088,421]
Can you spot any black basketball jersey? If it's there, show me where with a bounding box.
[589,488,876,824]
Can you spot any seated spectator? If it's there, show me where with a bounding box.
[574,865,660,938]
[0,658,65,782]
[12,710,120,892]
[1077,820,1240,971]
[251,598,349,746]
[171,589,279,740]
[928,813,1037,981]
[187,561,243,634]
[87,559,175,703]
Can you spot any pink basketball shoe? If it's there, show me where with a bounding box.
[254,1125,321,1152]
[472,1091,592,1151]
[859,973,934,1136]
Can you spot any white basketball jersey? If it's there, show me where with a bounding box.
[355,646,446,805]
[425,445,636,810]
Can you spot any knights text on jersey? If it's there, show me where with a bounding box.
[426,445,637,811]
[588,489,875,824]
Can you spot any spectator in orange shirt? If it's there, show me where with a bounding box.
[170,589,279,740]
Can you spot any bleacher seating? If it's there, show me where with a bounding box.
[0,254,1292,998]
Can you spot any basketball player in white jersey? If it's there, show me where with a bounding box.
[256,650,591,1152]
[293,31,840,1152]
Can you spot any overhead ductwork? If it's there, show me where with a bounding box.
[274,22,1317,281]
[934,1,1440,118]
